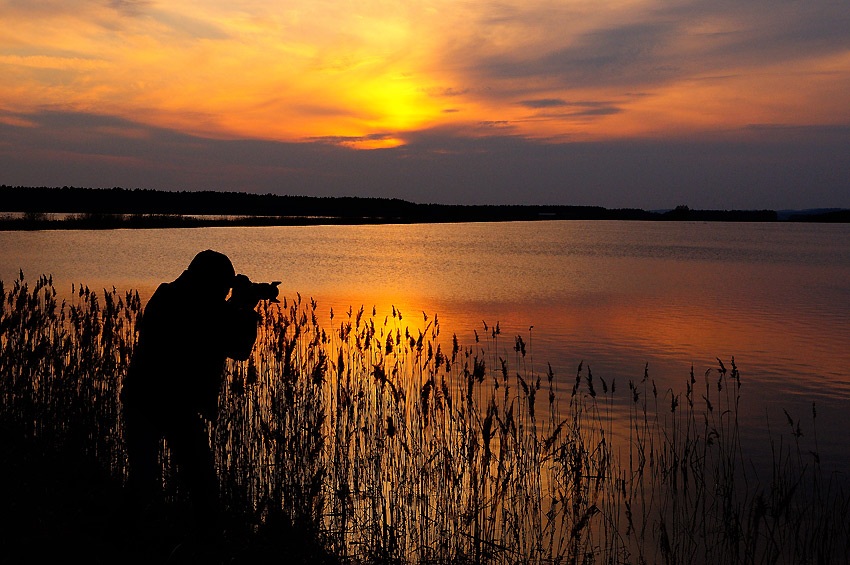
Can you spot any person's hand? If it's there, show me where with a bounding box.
[229,274,260,308]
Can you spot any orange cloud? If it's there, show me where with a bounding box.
[1,0,848,148]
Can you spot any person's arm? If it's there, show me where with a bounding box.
[222,306,259,361]
[223,276,261,361]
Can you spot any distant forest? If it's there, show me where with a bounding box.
[1,185,845,230]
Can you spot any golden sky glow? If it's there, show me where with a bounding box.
[1,1,849,208]
[3,0,848,147]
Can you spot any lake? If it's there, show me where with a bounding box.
[4,220,850,471]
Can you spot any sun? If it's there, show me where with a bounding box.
[334,73,445,145]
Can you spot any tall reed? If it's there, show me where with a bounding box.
[1,272,139,476]
[1,273,847,563]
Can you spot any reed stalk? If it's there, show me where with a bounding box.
[2,273,847,563]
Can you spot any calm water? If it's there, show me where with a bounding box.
[4,221,850,468]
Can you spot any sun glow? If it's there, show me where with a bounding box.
[1,0,848,150]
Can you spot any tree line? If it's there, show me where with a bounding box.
[0,185,795,229]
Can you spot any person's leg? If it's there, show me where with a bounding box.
[122,402,162,522]
[166,412,220,537]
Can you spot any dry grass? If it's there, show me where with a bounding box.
[2,272,848,563]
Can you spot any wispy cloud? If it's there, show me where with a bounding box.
[109,0,152,17]
[307,132,404,149]
[479,21,679,87]
[308,133,394,144]
[519,99,569,109]
[1,0,848,205]
[4,108,849,208]
[423,87,470,98]
[3,0,847,142]
[0,54,110,70]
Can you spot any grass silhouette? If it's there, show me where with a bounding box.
[1,272,848,563]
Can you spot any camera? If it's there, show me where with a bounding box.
[231,274,281,304]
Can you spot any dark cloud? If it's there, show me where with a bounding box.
[423,87,470,98]
[109,0,152,17]
[568,107,621,117]
[150,9,230,40]
[744,124,850,134]
[4,1,152,27]
[675,1,850,56]
[455,2,850,100]
[479,22,680,88]
[3,0,81,17]
[519,99,568,109]
[518,99,622,117]
[2,109,849,210]
[665,9,850,80]
[476,121,513,130]
[307,133,395,145]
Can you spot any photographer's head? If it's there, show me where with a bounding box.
[186,249,235,299]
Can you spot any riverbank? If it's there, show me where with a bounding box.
[4,185,823,231]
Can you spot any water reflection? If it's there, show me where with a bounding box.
[3,220,850,466]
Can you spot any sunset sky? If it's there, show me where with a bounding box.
[1,0,849,208]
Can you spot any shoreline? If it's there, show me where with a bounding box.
[6,185,848,230]
[4,210,848,230]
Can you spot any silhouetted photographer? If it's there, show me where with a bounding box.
[120,250,278,537]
